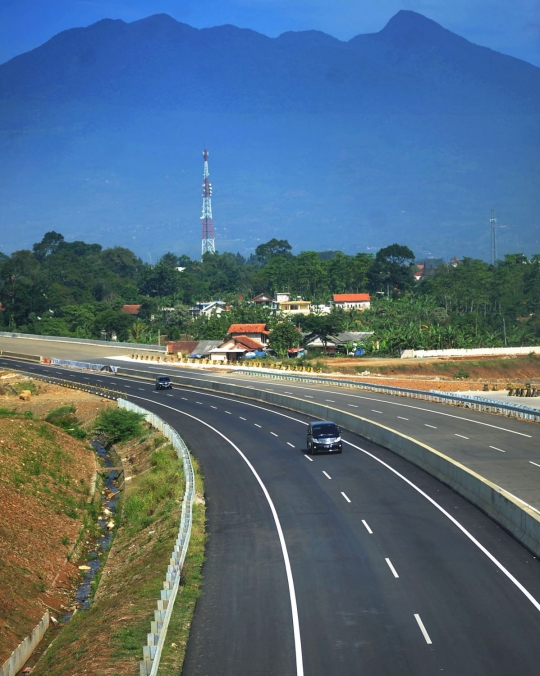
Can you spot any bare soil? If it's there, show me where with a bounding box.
[306,354,540,392]
[0,375,113,664]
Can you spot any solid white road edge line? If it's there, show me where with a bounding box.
[385,558,399,578]
[344,438,540,614]
[362,520,373,534]
[414,614,432,644]
[129,394,305,676]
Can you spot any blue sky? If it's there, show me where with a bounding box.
[1,0,539,67]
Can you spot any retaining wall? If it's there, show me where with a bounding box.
[0,612,49,676]
[401,346,540,359]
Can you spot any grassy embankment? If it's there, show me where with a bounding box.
[31,424,206,676]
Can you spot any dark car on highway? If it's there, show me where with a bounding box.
[306,420,342,454]
[155,375,172,390]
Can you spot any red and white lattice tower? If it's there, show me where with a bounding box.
[200,149,215,257]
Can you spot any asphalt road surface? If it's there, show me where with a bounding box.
[3,356,540,675]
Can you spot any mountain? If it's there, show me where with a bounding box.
[0,10,539,260]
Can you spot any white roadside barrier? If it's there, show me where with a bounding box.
[117,399,195,676]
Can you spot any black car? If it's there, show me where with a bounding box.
[306,421,342,454]
[155,376,172,390]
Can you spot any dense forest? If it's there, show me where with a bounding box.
[0,232,539,356]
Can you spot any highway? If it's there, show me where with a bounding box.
[3,353,540,674]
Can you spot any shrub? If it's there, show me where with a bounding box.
[45,405,87,439]
[94,408,146,445]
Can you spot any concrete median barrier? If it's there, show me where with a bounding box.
[119,369,540,558]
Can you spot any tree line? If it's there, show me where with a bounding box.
[0,232,539,356]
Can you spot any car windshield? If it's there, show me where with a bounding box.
[158,377,170,382]
[313,424,339,437]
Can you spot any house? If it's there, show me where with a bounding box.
[231,335,266,352]
[189,300,227,318]
[208,341,247,362]
[228,323,270,345]
[276,293,312,315]
[305,331,374,354]
[121,304,141,315]
[251,292,277,309]
[332,294,370,311]
[166,339,223,357]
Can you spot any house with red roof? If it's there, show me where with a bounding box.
[227,323,270,345]
[332,294,370,311]
[121,304,142,315]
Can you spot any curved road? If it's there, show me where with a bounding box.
[3,354,540,674]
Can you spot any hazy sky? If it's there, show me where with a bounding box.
[1,0,539,67]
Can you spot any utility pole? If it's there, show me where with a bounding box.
[490,209,497,266]
[201,149,215,258]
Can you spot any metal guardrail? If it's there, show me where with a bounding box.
[0,366,122,400]
[118,399,195,676]
[234,369,540,423]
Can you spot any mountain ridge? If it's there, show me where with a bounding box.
[0,11,538,260]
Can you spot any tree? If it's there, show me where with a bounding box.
[368,243,415,294]
[269,321,301,357]
[255,238,293,265]
[94,408,146,445]
[32,231,65,262]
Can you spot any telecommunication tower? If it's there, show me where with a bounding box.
[490,208,497,265]
[200,149,215,257]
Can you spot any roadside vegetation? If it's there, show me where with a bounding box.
[30,429,206,676]
[1,232,539,355]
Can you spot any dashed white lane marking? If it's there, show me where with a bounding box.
[255,423,262,428]
[271,432,278,437]
[490,445,506,453]
[341,492,351,503]
[455,434,469,439]
[304,455,313,462]
[196,401,203,405]
[322,471,332,480]
[345,438,540,613]
[372,409,383,414]
[414,614,432,644]
[326,399,335,402]
[287,442,295,448]
[139,388,144,390]
[96,379,102,382]
[167,394,173,397]
[385,558,399,578]
[225,411,232,415]
[530,461,540,469]
[83,377,89,380]
[211,405,217,409]
[398,416,409,420]
[362,520,373,534]
[305,395,313,398]
[125,385,131,388]
[425,424,437,429]
[285,391,293,394]
[181,397,188,400]
[348,404,358,408]
[240,416,247,420]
